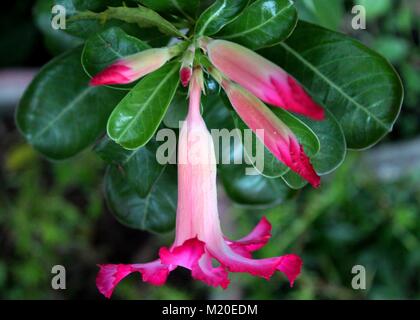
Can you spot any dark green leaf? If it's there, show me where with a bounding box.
[218,0,298,50]
[107,62,180,149]
[163,88,189,128]
[297,109,346,175]
[67,6,186,39]
[96,137,167,197]
[260,21,403,149]
[104,164,176,233]
[195,0,249,36]
[138,0,201,21]
[220,162,292,208]
[81,27,150,90]
[281,170,308,189]
[16,47,125,160]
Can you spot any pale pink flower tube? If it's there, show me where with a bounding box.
[95,69,302,298]
[204,38,325,121]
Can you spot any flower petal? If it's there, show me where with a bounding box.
[96,260,169,298]
[205,39,324,120]
[90,48,172,86]
[159,238,206,270]
[191,251,230,289]
[222,81,320,187]
[226,216,272,253]
[276,254,303,287]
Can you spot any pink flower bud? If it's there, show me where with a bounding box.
[204,39,325,120]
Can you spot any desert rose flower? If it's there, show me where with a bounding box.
[90,43,185,86]
[213,71,320,188]
[201,38,324,120]
[96,68,302,298]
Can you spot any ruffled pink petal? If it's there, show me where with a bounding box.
[208,240,282,280]
[276,254,303,287]
[96,260,169,299]
[159,238,205,270]
[191,251,230,289]
[90,63,134,86]
[96,264,133,299]
[226,216,272,253]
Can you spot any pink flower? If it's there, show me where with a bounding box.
[202,38,325,121]
[180,44,195,87]
[90,47,177,86]
[218,75,320,188]
[96,68,302,298]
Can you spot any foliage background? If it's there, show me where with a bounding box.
[0,0,419,299]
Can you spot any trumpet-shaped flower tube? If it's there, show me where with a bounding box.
[202,38,324,120]
[90,45,183,86]
[211,69,320,187]
[96,69,302,298]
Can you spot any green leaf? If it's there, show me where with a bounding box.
[220,161,292,208]
[218,0,298,50]
[163,87,189,128]
[16,47,125,160]
[195,0,249,36]
[107,62,180,149]
[138,0,201,21]
[297,109,346,175]
[296,0,344,31]
[281,170,308,189]
[81,27,150,90]
[96,137,167,197]
[232,107,320,178]
[68,6,186,39]
[260,21,403,150]
[104,164,176,233]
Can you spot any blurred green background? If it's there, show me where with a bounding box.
[0,0,419,299]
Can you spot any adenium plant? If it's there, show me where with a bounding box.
[17,0,403,298]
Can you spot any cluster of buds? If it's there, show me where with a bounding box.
[90,36,326,298]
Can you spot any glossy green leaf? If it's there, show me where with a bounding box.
[95,137,167,197]
[281,170,307,189]
[104,164,177,233]
[220,161,292,208]
[295,0,344,31]
[232,107,320,178]
[107,62,180,149]
[260,21,403,150]
[138,0,201,21]
[297,109,346,175]
[16,47,125,160]
[163,88,189,128]
[195,0,249,36]
[81,27,150,90]
[54,0,175,44]
[67,6,186,39]
[218,0,298,50]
